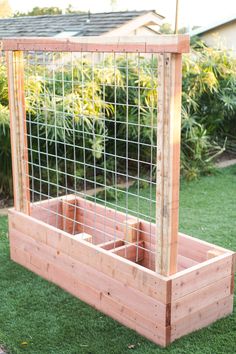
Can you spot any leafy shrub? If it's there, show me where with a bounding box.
[0,104,12,195]
[181,39,236,179]
[1,41,236,197]
[0,60,12,195]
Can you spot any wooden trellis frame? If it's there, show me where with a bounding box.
[2,36,235,347]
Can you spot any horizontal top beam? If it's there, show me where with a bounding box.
[0,35,190,53]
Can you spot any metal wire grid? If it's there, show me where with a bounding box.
[24,50,158,268]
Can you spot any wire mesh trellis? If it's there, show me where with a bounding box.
[22,49,159,268]
[4,36,189,275]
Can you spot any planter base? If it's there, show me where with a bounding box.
[8,195,235,347]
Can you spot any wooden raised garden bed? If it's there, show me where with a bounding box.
[8,195,235,346]
[2,36,235,347]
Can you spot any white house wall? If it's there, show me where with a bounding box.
[200,21,236,55]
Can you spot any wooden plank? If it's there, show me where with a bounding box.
[13,234,170,346]
[75,199,233,262]
[12,241,170,347]
[74,233,92,243]
[31,198,63,229]
[9,228,167,326]
[62,198,77,234]
[135,222,218,259]
[9,210,169,303]
[207,249,224,259]
[156,53,182,276]
[77,197,153,241]
[9,209,234,345]
[98,239,124,250]
[77,197,156,247]
[31,196,227,264]
[179,232,234,258]
[10,244,101,307]
[1,35,190,54]
[10,246,30,265]
[177,254,198,269]
[6,51,30,214]
[36,196,211,264]
[129,226,232,262]
[143,253,198,272]
[76,199,149,245]
[99,293,169,347]
[139,221,155,245]
[124,219,139,243]
[76,223,118,245]
[30,194,75,230]
[170,253,233,300]
[171,276,232,322]
[76,213,125,242]
[110,241,144,263]
[171,295,234,341]
[179,233,218,262]
[77,197,130,227]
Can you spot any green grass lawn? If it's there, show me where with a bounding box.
[0,166,236,354]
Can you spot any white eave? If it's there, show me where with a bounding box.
[191,14,236,37]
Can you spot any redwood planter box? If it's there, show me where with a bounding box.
[4,35,235,348]
[8,196,235,347]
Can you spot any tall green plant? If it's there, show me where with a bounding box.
[0,60,12,196]
[181,40,236,179]
[0,104,12,195]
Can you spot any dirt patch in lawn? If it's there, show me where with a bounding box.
[0,195,13,216]
[215,151,236,168]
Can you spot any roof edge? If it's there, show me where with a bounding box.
[0,10,163,21]
[191,14,236,36]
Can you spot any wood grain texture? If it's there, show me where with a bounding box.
[62,198,77,234]
[9,228,166,323]
[171,295,234,341]
[178,232,234,258]
[98,239,124,250]
[1,35,190,54]
[31,198,63,229]
[207,249,224,259]
[8,210,169,303]
[156,53,182,276]
[171,275,232,322]
[8,208,235,346]
[124,219,139,243]
[9,227,169,346]
[110,241,144,263]
[170,253,233,300]
[6,51,30,214]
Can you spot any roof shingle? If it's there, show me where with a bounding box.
[0,10,162,38]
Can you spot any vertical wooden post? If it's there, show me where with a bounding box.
[6,51,30,214]
[156,53,182,276]
[175,0,180,34]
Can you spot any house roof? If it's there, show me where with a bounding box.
[0,10,164,38]
[191,14,236,36]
